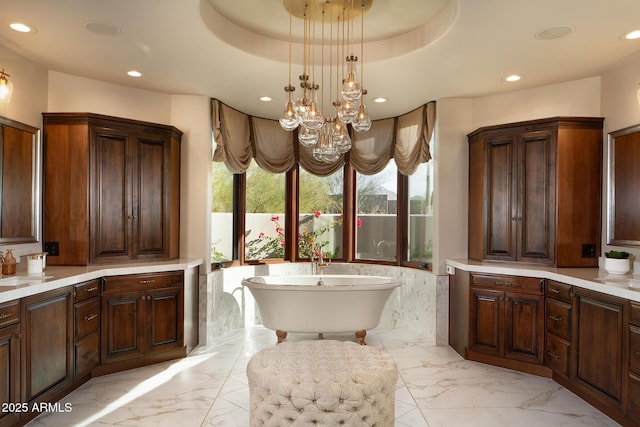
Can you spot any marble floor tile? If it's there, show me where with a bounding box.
[26,326,621,427]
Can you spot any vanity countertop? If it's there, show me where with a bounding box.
[446,258,640,303]
[0,258,203,304]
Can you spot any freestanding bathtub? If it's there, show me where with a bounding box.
[241,275,400,345]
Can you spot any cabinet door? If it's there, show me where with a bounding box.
[504,292,544,364]
[516,130,555,264]
[90,127,132,263]
[146,287,183,354]
[101,290,145,364]
[485,136,517,261]
[0,324,20,427]
[22,289,73,403]
[575,293,624,404]
[133,134,171,259]
[469,287,503,356]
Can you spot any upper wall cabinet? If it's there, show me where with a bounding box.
[42,113,182,265]
[607,124,640,247]
[0,116,41,244]
[468,117,603,268]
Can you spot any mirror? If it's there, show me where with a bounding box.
[0,116,41,244]
[607,123,640,246]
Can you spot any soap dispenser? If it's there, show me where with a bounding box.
[2,249,16,275]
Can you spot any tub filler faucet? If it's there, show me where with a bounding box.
[312,248,330,276]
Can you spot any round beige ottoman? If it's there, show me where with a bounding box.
[246,340,398,426]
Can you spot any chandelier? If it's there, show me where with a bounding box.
[279,0,372,163]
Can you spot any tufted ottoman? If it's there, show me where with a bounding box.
[246,340,398,426]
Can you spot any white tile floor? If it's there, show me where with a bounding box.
[27,327,621,426]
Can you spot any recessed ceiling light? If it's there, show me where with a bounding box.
[504,74,522,82]
[259,96,272,102]
[374,97,387,103]
[535,26,573,40]
[9,22,34,33]
[127,70,142,77]
[624,30,640,40]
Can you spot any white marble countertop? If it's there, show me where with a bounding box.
[0,258,203,304]
[446,258,640,303]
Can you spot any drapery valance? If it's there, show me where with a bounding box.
[212,98,435,176]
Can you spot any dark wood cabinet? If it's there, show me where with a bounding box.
[42,113,182,265]
[21,287,73,420]
[73,280,100,380]
[100,272,184,372]
[0,301,20,427]
[628,302,640,422]
[574,289,625,413]
[468,274,545,369]
[468,117,603,267]
[545,280,573,379]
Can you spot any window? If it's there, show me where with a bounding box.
[407,161,434,265]
[211,161,233,263]
[244,161,286,261]
[298,168,344,260]
[355,161,398,261]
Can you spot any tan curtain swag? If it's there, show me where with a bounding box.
[211,98,436,176]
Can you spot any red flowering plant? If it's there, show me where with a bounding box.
[245,211,345,260]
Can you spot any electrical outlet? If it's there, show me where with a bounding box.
[581,243,596,258]
[44,241,59,256]
[445,265,455,275]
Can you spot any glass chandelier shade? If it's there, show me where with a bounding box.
[279,85,299,131]
[278,0,371,163]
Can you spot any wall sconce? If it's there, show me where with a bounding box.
[0,68,14,103]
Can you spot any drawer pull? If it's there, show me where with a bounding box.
[548,315,563,322]
[139,279,156,285]
[84,314,98,321]
[549,288,560,294]
[82,351,97,360]
[0,312,12,320]
[547,351,561,359]
[85,286,98,293]
[496,281,512,287]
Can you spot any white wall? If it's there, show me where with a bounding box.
[47,71,172,123]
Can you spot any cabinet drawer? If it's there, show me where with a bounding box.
[74,298,100,340]
[546,334,571,378]
[631,325,640,374]
[0,300,19,328]
[471,274,544,294]
[546,298,572,341]
[74,279,100,302]
[102,271,183,293]
[546,280,573,304]
[74,332,99,379]
[630,302,640,327]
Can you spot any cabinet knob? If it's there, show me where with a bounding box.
[147,295,152,300]
[14,333,22,339]
[84,314,98,321]
[548,315,563,322]
[547,351,561,359]
[549,288,560,294]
